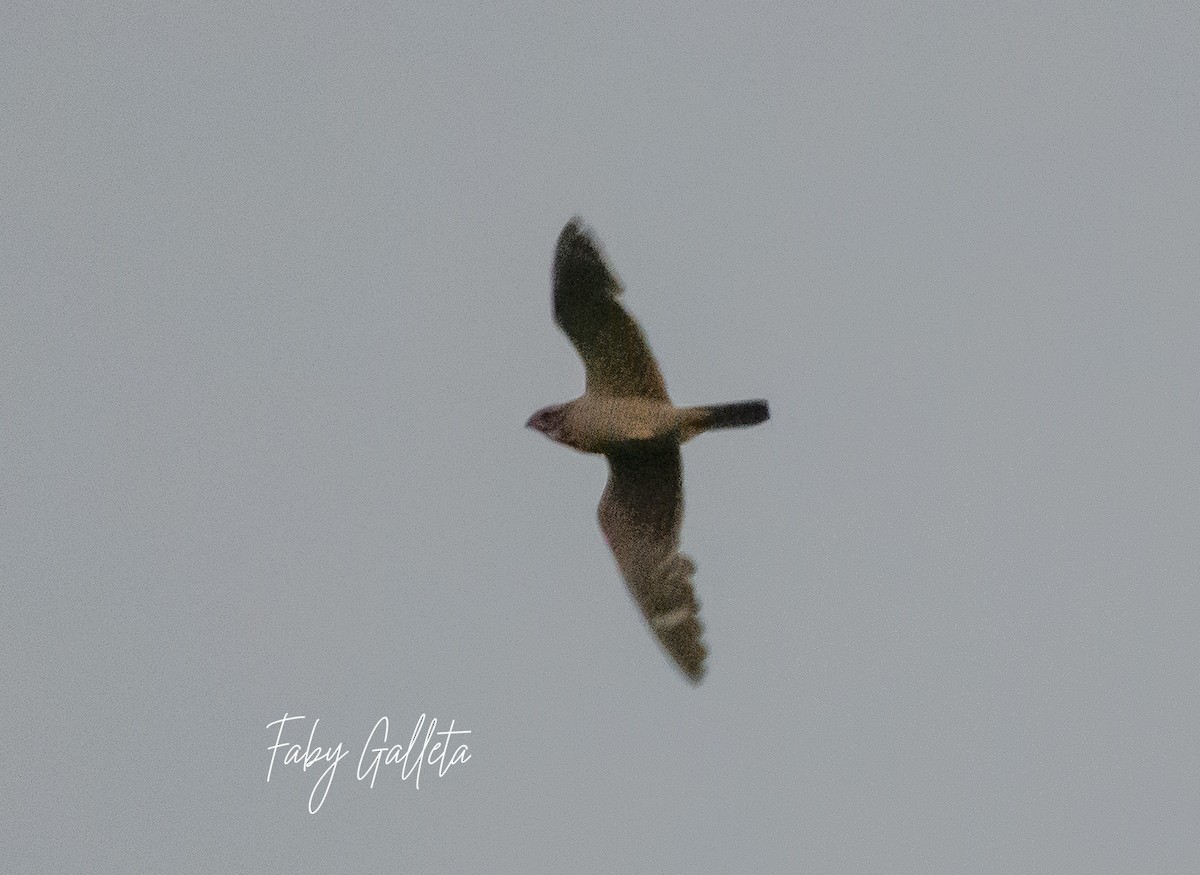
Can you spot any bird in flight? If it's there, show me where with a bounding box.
[527,218,769,683]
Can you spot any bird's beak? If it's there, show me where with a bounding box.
[524,413,537,429]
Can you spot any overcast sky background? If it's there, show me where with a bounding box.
[6,3,1199,871]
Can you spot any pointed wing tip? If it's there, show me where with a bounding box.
[553,217,631,343]
[558,216,588,248]
[682,660,707,685]
[673,640,708,685]
[556,217,603,267]
[648,619,707,684]
[651,594,708,685]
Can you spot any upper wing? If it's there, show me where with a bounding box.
[598,446,706,682]
[553,219,669,401]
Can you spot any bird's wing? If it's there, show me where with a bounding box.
[553,218,670,401]
[598,446,706,682]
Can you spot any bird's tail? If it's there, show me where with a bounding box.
[679,399,770,442]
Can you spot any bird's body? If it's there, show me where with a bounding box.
[527,218,769,683]
[532,395,770,454]
[531,395,718,452]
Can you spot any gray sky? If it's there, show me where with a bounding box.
[6,3,1199,871]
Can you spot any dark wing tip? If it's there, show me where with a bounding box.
[555,216,589,261]
[662,626,706,684]
[554,217,622,302]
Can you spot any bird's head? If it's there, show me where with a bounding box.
[525,404,569,444]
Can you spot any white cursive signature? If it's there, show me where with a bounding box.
[266,713,472,813]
